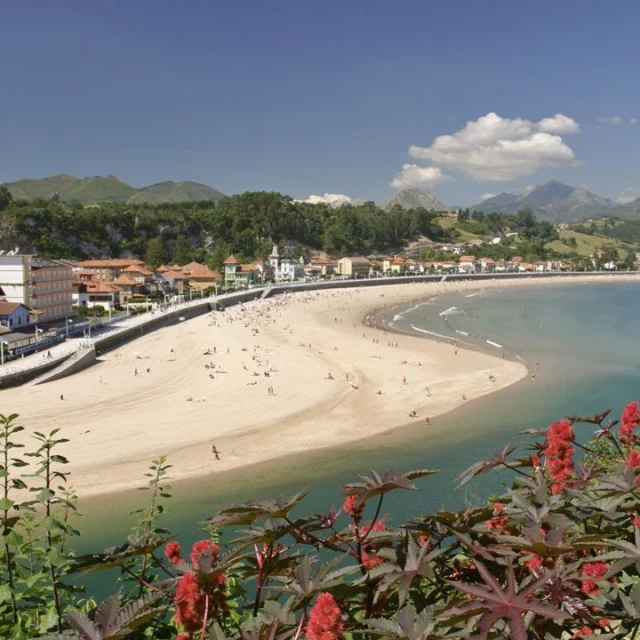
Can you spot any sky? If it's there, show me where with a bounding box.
[1,0,639,207]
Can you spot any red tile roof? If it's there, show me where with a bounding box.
[223,255,239,265]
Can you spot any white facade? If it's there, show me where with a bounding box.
[0,252,73,322]
[0,253,32,307]
[268,245,304,282]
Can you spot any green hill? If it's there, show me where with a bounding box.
[127,181,226,204]
[3,174,226,205]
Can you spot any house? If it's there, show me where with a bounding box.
[458,256,479,274]
[156,268,187,295]
[76,258,146,282]
[0,302,32,330]
[304,264,323,278]
[309,257,335,276]
[72,280,119,310]
[267,245,304,282]
[404,259,422,274]
[480,258,496,273]
[336,257,370,277]
[111,273,146,299]
[0,251,73,323]
[223,256,260,287]
[180,262,221,291]
[389,257,406,274]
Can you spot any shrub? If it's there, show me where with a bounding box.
[0,401,637,638]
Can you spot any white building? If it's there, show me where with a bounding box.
[0,250,73,322]
[268,245,304,282]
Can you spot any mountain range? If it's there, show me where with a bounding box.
[469,180,640,222]
[2,174,226,205]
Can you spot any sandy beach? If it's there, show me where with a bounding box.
[2,275,638,499]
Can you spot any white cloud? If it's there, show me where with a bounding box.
[597,116,623,125]
[630,117,639,125]
[536,114,580,134]
[390,164,451,189]
[299,193,353,206]
[478,193,497,202]
[407,112,579,181]
[616,187,638,204]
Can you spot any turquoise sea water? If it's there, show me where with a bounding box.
[76,281,640,590]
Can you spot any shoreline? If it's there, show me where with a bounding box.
[4,274,640,501]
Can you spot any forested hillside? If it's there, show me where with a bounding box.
[0,188,450,267]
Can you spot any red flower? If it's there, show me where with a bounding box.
[173,541,229,633]
[492,502,504,514]
[342,491,363,520]
[633,515,640,528]
[175,572,205,632]
[177,634,192,640]
[581,562,609,596]
[620,401,640,446]
[485,515,509,533]
[544,418,575,494]
[306,592,343,640]
[526,554,544,574]
[572,627,593,638]
[190,539,219,568]
[627,450,640,468]
[165,541,183,564]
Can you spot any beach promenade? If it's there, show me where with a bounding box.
[1,273,639,499]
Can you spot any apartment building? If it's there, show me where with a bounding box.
[0,251,73,322]
[30,257,74,322]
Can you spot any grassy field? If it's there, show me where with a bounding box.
[435,217,486,245]
[546,230,632,257]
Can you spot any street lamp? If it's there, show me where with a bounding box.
[66,318,73,339]
[1,341,7,366]
[35,327,43,348]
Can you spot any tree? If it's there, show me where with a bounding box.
[0,186,12,211]
[144,236,166,270]
[172,235,192,266]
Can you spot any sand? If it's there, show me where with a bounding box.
[2,275,638,499]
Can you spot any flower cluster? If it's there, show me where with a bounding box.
[626,449,640,468]
[620,401,640,446]
[342,490,364,521]
[306,592,343,640]
[166,540,228,637]
[544,418,575,494]
[580,561,610,596]
[165,541,183,564]
[485,502,509,534]
[358,520,388,570]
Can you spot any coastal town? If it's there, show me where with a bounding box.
[1,233,638,361]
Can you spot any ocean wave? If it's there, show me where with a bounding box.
[465,291,482,298]
[456,330,469,336]
[486,340,502,348]
[439,306,460,317]
[410,324,450,340]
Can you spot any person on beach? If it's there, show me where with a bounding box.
[134,368,138,376]
[211,445,220,460]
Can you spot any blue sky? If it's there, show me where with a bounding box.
[1,0,639,206]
